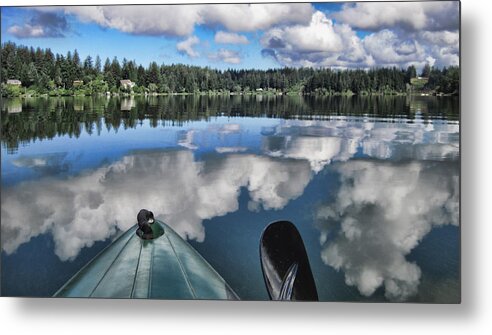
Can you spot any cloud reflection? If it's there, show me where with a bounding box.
[315,160,459,301]
[1,150,312,261]
[262,118,459,173]
[11,153,70,176]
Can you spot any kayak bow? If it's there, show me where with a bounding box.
[54,220,239,300]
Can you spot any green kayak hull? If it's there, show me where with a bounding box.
[53,220,239,300]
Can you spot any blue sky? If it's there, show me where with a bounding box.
[1,2,459,70]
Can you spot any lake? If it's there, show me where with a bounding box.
[1,95,460,302]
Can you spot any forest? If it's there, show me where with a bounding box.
[1,42,460,97]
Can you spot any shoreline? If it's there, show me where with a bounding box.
[1,91,458,99]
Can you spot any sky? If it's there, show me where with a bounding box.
[0,2,460,71]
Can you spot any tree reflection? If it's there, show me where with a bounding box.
[1,95,459,153]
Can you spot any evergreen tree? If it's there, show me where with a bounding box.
[421,63,431,77]
[406,65,417,82]
[94,55,102,74]
[147,61,160,85]
[73,49,81,67]
[110,57,122,84]
[83,55,93,72]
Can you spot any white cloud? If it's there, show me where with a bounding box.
[54,4,313,37]
[316,160,459,301]
[214,31,249,45]
[177,35,200,58]
[7,12,69,38]
[263,11,343,53]
[199,3,314,32]
[361,28,460,69]
[261,11,370,68]
[19,4,459,69]
[334,1,459,32]
[1,150,312,261]
[420,30,459,67]
[421,30,459,46]
[208,49,242,64]
[259,5,459,69]
[430,46,459,68]
[60,5,201,36]
[363,29,427,67]
[8,24,46,38]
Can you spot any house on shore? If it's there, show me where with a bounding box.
[120,79,136,90]
[7,79,21,86]
[73,80,84,87]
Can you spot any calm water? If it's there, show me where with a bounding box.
[1,95,460,302]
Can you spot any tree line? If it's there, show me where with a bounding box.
[1,42,459,97]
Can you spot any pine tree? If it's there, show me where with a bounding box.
[94,55,102,74]
[421,63,431,78]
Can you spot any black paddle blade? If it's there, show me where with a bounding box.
[260,221,318,301]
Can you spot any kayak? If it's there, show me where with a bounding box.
[53,220,239,300]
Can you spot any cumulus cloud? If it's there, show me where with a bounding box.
[361,27,459,69]
[260,5,459,69]
[316,160,459,301]
[208,49,242,64]
[334,1,459,32]
[199,3,314,32]
[177,35,200,58]
[7,12,69,38]
[264,11,344,53]
[261,11,371,68]
[1,150,312,261]
[51,4,313,37]
[420,30,459,67]
[57,5,201,36]
[12,3,459,69]
[421,30,459,46]
[363,29,427,67]
[214,31,249,45]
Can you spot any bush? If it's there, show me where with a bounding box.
[2,84,22,97]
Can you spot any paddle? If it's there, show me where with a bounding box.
[260,220,319,301]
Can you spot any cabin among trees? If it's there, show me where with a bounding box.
[7,79,22,86]
[120,79,136,91]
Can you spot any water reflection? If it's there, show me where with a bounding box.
[1,95,459,154]
[5,98,22,114]
[1,150,312,261]
[1,96,460,300]
[315,160,459,301]
[262,118,459,173]
[259,118,459,301]
[12,153,70,176]
[120,97,136,111]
